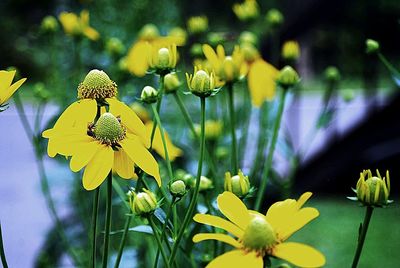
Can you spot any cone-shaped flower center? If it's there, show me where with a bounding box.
[157,48,171,68]
[242,215,277,251]
[78,69,117,99]
[93,113,125,145]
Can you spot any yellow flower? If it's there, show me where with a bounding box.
[186,66,219,97]
[193,191,326,268]
[194,120,222,140]
[168,27,187,45]
[187,16,208,34]
[59,10,100,41]
[43,109,160,190]
[0,70,26,106]
[355,169,391,206]
[147,43,178,73]
[233,0,259,21]
[203,44,247,83]
[281,41,300,61]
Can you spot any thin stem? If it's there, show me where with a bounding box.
[150,74,165,149]
[113,216,132,268]
[148,216,171,268]
[351,206,374,268]
[378,52,400,78]
[254,89,287,210]
[90,188,100,268]
[0,222,9,268]
[227,84,238,173]
[169,97,206,265]
[151,104,174,181]
[102,173,113,268]
[154,198,176,268]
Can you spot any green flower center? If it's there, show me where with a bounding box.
[157,48,171,68]
[93,113,125,145]
[242,215,277,251]
[78,69,118,99]
[192,70,211,91]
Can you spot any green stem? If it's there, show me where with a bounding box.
[113,216,132,268]
[351,206,374,268]
[148,216,171,268]
[151,104,174,181]
[168,97,206,265]
[102,173,113,268]
[0,222,9,268]
[172,92,217,178]
[227,84,238,173]
[254,89,287,210]
[378,52,400,78]
[90,188,100,268]
[154,198,176,268]
[150,74,165,149]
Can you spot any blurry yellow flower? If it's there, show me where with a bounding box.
[186,66,219,97]
[59,10,100,41]
[194,120,222,140]
[147,43,178,73]
[0,70,27,107]
[168,27,187,45]
[203,44,247,83]
[248,59,279,107]
[43,111,160,190]
[41,15,59,33]
[282,41,300,61]
[187,16,208,34]
[233,0,259,21]
[355,169,391,206]
[138,24,160,41]
[193,191,325,268]
[164,73,181,93]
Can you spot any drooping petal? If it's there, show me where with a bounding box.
[0,70,15,91]
[217,191,251,230]
[193,214,244,238]
[82,146,114,190]
[113,149,135,179]
[46,131,91,157]
[192,234,241,249]
[273,242,326,268]
[203,44,221,70]
[145,121,182,161]
[120,135,160,185]
[248,59,278,107]
[69,141,100,172]
[279,208,319,240]
[108,98,149,147]
[126,40,150,77]
[83,27,100,41]
[1,78,26,104]
[206,250,263,268]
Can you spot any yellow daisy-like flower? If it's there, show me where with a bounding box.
[233,0,260,21]
[59,10,100,41]
[43,108,160,190]
[193,191,326,268]
[0,70,26,106]
[203,44,248,83]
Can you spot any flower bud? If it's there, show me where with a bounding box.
[168,27,187,45]
[128,189,158,215]
[356,170,391,206]
[233,0,259,21]
[141,86,158,104]
[190,43,204,58]
[186,67,217,97]
[148,45,178,73]
[239,31,258,46]
[77,69,118,99]
[341,89,355,103]
[277,66,300,89]
[199,176,214,192]
[224,170,250,198]
[187,16,208,34]
[169,180,187,198]
[281,41,300,61]
[33,82,50,101]
[265,9,284,28]
[139,24,160,41]
[106,37,125,56]
[41,15,59,33]
[324,66,340,82]
[164,73,181,93]
[240,43,260,63]
[366,39,380,54]
[207,32,225,47]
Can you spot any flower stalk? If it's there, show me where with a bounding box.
[148,216,171,268]
[227,83,238,174]
[0,222,9,268]
[101,172,113,268]
[113,216,132,268]
[150,74,165,149]
[90,188,100,268]
[351,206,374,268]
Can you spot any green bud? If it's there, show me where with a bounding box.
[169,180,187,197]
[356,169,391,206]
[139,24,160,41]
[341,89,355,103]
[207,32,225,47]
[129,189,158,215]
[164,73,181,93]
[141,86,158,104]
[224,170,250,198]
[239,31,258,46]
[324,66,340,82]
[277,66,300,89]
[366,39,380,54]
[41,15,59,33]
[265,9,284,28]
[190,43,204,58]
[106,37,125,55]
[186,68,217,97]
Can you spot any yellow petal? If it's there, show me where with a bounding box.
[69,141,100,172]
[120,135,160,186]
[47,132,91,157]
[279,207,319,240]
[1,78,26,104]
[83,27,100,41]
[192,234,241,249]
[296,192,313,208]
[107,98,149,147]
[273,242,326,267]
[126,40,149,77]
[82,146,114,190]
[145,122,182,161]
[193,214,244,238]
[0,70,16,91]
[113,149,135,179]
[52,99,96,131]
[216,44,225,60]
[248,59,278,107]
[217,191,251,230]
[203,44,221,70]
[206,250,262,268]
